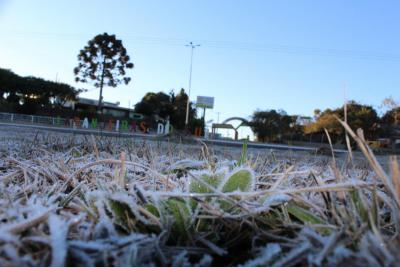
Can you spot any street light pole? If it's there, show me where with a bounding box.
[185,42,200,127]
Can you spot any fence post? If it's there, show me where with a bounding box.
[31,115,34,123]
[10,114,14,122]
[52,117,55,125]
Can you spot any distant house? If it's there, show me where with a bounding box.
[295,116,313,126]
[65,97,143,120]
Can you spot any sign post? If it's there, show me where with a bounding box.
[196,96,214,137]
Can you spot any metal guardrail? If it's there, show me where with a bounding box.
[0,112,172,136]
[0,112,123,130]
[0,112,160,134]
[0,112,69,126]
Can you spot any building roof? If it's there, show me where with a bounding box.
[77,97,134,112]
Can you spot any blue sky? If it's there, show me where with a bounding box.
[1,0,399,136]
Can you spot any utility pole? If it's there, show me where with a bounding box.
[185,42,201,127]
[216,112,221,134]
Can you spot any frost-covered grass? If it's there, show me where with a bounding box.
[0,126,399,267]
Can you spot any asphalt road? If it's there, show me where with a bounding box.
[0,122,348,153]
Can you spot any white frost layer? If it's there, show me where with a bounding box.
[49,214,69,267]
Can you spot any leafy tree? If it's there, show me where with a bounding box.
[380,96,398,115]
[382,107,400,125]
[250,109,293,142]
[0,68,23,104]
[285,115,309,141]
[304,111,342,141]
[170,89,196,130]
[74,33,134,113]
[134,91,173,119]
[381,106,400,138]
[379,97,399,138]
[305,101,380,142]
[134,88,196,130]
[338,101,380,139]
[0,68,80,113]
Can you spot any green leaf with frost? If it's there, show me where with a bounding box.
[189,172,223,194]
[216,168,255,212]
[286,202,330,234]
[221,168,254,193]
[145,203,160,218]
[109,199,134,228]
[166,159,206,173]
[164,198,191,238]
[188,170,226,211]
[350,189,369,224]
[286,202,325,225]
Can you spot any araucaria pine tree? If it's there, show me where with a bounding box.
[74,33,134,113]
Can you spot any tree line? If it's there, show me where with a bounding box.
[0,68,82,115]
[250,99,399,145]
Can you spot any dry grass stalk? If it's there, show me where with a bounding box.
[390,156,400,205]
[336,117,399,207]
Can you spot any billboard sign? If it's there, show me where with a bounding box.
[196,96,214,109]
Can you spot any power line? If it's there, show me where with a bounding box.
[2,31,400,62]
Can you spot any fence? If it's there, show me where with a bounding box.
[0,112,138,132]
[0,112,201,137]
[0,112,70,125]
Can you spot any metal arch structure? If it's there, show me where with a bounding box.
[221,117,250,127]
[212,117,251,140]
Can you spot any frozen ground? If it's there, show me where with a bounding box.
[0,125,399,266]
